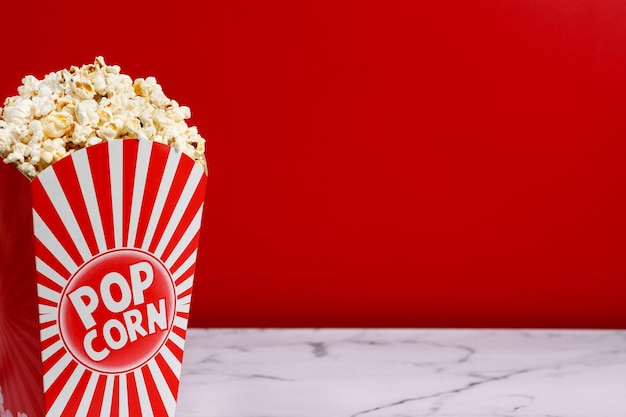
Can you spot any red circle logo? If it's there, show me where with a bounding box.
[58,249,176,374]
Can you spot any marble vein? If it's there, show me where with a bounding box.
[177,329,626,417]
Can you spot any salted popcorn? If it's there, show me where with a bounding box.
[0,57,206,178]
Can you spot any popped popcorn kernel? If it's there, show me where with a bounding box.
[41,111,72,138]
[0,57,207,178]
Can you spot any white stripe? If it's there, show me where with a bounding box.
[173,315,188,331]
[148,359,176,417]
[127,140,152,247]
[177,295,192,309]
[153,167,204,258]
[47,365,86,417]
[141,150,182,251]
[39,304,57,316]
[75,372,100,417]
[168,331,185,351]
[36,257,67,287]
[40,313,57,324]
[160,345,182,380]
[164,204,203,269]
[38,169,92,261]
[118,373,129,417]
[109,141,124,248]
[99,375,115,417]
[176,276,194,297]
[33,210,78,274]
[172,249,198,282]
[39,304,58,323]
[172,250,197,281]
[41,339,64,361]
[44,353,72,391]
[41,324,59,342]
[177,303,191,314]
[37,284,60,304]
[72,151,107,252]
[134,369,155,417]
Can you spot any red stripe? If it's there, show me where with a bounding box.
[40,333,60,351]
[44,359,77,410]
[134,143,170,249]
[87,143,115,250]
[56,155,99,257]
[31,179,84,267]
[168,230,200,275]
[177,284,194,301]
[160,175,206,263]
[36,271,64,293]
[168,326,187,346]
[38,323,62,361]
[176,311,190,321]
[87,374,107,416]
[177,281,194,299]
[148,155,193,254]
[122,140,139,247]
[39,320,58,331]
[38,296,58,309]
[165,339,184,364]
[34,237,71,279]
[126,371,142,417]
[58,368,92,417]
[110,375,120,417]
[42,346,67,375]
[174,261,196,285]
[155,353,180,401]
[40,319,57,328]
[170,325,186,343]
[141,365,169,417]
[175,282,194,314]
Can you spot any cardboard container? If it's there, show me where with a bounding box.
[0,138,207,417]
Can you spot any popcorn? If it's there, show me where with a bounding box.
[75,99,98,126]
[41,111,72,138]
[3,99,33,125]
[0,57,207,178]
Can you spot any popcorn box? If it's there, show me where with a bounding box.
[0,138,207,417]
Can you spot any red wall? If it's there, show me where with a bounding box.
[2,0,626,329]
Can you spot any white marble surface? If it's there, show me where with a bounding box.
[177,329,626,417]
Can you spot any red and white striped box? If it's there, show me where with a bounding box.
[0,138,207,417]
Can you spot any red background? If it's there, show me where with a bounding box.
[2,0,625,329]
